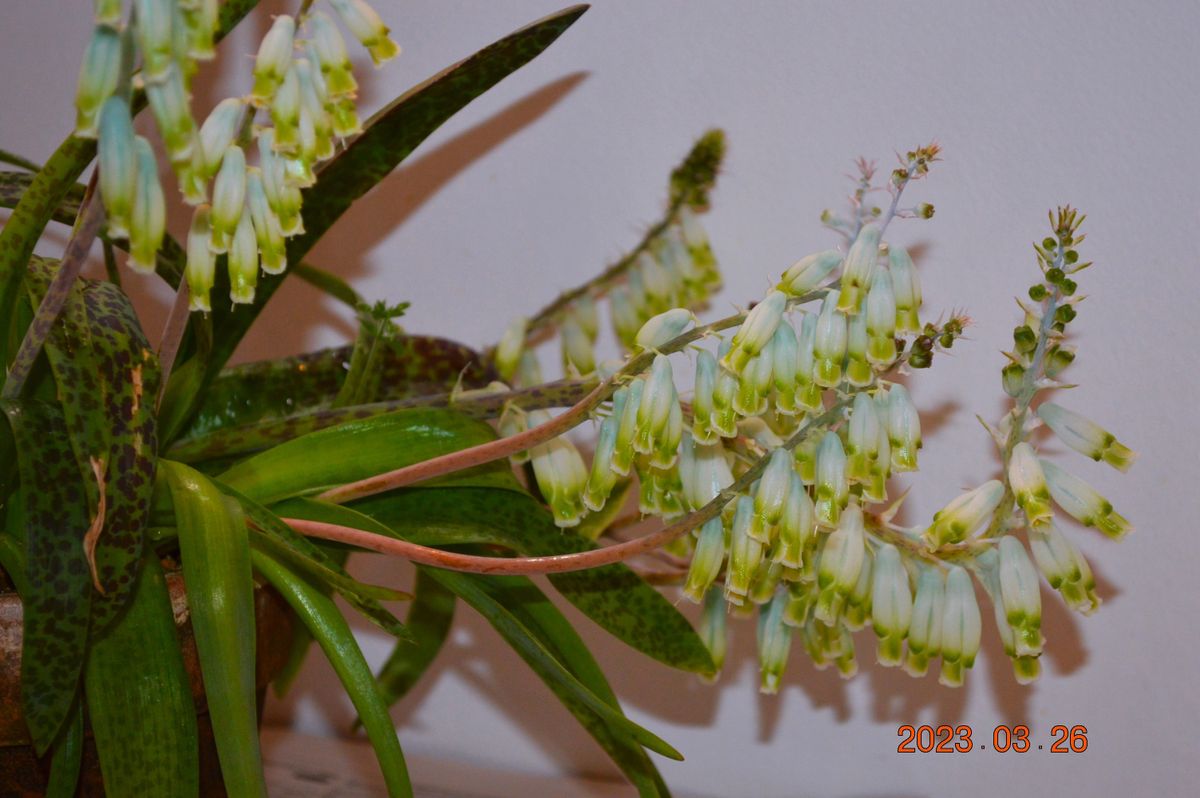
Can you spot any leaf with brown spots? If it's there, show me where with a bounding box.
[24,257,161,629]
[1,399,92,754]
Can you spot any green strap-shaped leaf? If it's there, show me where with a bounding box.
[217,407,521,504]
[202,5,589,376]
[45,699,84,798]
[183,335,493,442]
[24,258,160,628]
[424,568,682,762]
[2,400,92,753]
[278,496,674,793]
[161,461,266,798]
[0,171,83,225]
[222,484,412,640]
[84,554,199,798]
[456,571,670,796]
[292,262,364,310]
[251,549,413,798]
[354,488,716,675]
[374,568,456,708]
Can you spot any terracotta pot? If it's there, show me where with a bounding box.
[0,568,294,797]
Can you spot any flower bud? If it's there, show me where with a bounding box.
[771,321,800,414]
[871,544,911,666]
[528,412,588,528]
[815,502,866,625]
[691,350,720,444]
[924,480,1004,548]
[74,25,122,138]
[127,136,165,274]
[330,0,401,65]
[1029,521,1099,614]
[251,14,295,104]
[886,383,921,471]
[699,587,728,674]
[837,223,880,314]
[210,144,246,252]
[724,290,787,374]
[611,380,644,476]
[757,591,793,693]
[1041,459,1132,539]
[635,308,694,351]
[98,96,137,240]
[145,65,197,167]
[998,536,1042,657]
[779,250,842,297]
[889,245,923,333]
[938,566,981,687]
[1009,442,1053,526]
[775,472,814,569]
[245,169,287,275]
[227,206,259,304]
[845,309,872,387]
[846,392,881,485]
[684,517,727,603]
[814,431,848,527]
[865,268,898,364]
[495,316,526,382]
[185,204,216,311]
[560,315,596,377]
[1037,402,1137,472]
[725,496,763,604]
[904,566,945,677]
[813,289,847,387]
[135,0,175,81]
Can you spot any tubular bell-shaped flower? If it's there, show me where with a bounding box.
[135,0,175,81]
[771,321,801,414]
[795,312,823,410]
[813,289,847,388]
[815,501,866,625]
[814,431,848,527]
[691,349,720,444]
[1040,459,1132,539]
[611,380,644,476]
[74,24,121,138]
[330,0,401,65]
[845,310,872,387]
[886,384,921,471]
[924,480,1004,548]
[127,136,166,274]
[1009,442,1053,526]
[778,250,842,296]
[904,566,945,677]
[1037,402,1137,472]
[775,472,815,569]
[495,316,526,382]
[210,144,246,252]
[98,96,137,240]
[757,591,793,694]
[251,14,295,104]
[145,65,196,167]
[998,535,1042,657]
[723,290,787,374]
[865,268,898,365]
[871,544,912,666]
[635,307,694,352]
[227,207,259,304]
[684,517,727,603]
[245,169,287,275]
[1029,521,1099,614]
[837,223,880,314]
[889,244,923,333]
[185,205,216,312]
[939,565,981,687]
[527,411,588,528]
[726,496,764,604]
[751,448,794,542]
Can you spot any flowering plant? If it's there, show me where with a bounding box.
[0,1,1135,796]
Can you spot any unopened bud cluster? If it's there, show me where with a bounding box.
[74,0,400,309]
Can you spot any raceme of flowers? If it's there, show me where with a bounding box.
[75,0,399,310]
[496,166,1134,693]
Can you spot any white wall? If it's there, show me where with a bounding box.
[2,2,1197,795]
